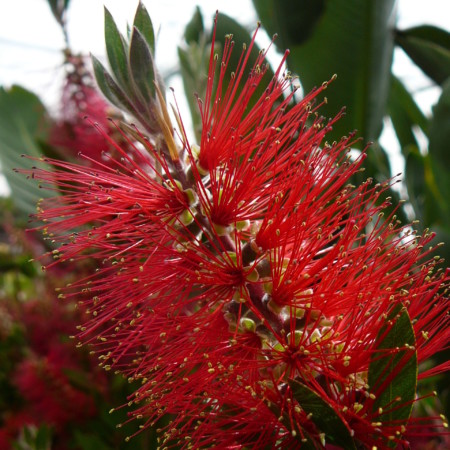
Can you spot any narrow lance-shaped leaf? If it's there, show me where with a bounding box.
[104,7,131,92]
[91,55,146,127]
[92,55,121,107]
[184,6,204,44]
[133,1,155,55]
[368,304,417,438]
[289,379,357,449]
[128,26,157,103]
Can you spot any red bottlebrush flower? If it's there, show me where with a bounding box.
[23,16,449,450]
[11,298,103,432]
[49,53,123,164]
[13,346,97,431]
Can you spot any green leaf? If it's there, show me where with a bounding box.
[395,25,450,86]
[91,55,135,113]
[388,75,429,152]
[34,424,52,450]
[184,6,204,44]
[289,379,356,449]
[12,424,52,450]
[92,55,120,105]
[428,78,450,185]
[253,0,395,158]
[252,0,326,48]
[129,26,156,102]
[0,86,52,220]
[104,7,130,92]
[133,1,155,54]
[427,78,450,228]
[404,149,426,224]
[368,304,417,436]
[178,41,210,141]
[178,8,209,142]
[73,431,111,450]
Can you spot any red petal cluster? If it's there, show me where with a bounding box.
[25,20,449,450]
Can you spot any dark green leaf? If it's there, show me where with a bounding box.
[395,26,450,86]
[104,7,130,91]
[73,431,111,450]
[429,78,450,177]
[178,8,209,141]
[92,55,120,105]
[178,42,210,142]
[133,1,155,54]
[368,304,417,436]
[253,0,395,154]
[253,0,325,47]
[91,55,135,113]
[184,6,204,43]
[0,86,52,219]
[289,379,356,449]
[12,424,52,450]
[388,75,428,152]
[428,78,450,226]
[34,424,52,450]
[405,149,426,224]
[129,26,156,102]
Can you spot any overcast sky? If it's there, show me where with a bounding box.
[1,0,448,109]
[0,0,449,194]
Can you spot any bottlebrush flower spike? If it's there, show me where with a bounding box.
[49,52,126,165]
[21,10,449,450]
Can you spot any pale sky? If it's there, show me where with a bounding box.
[0,0,449,195]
